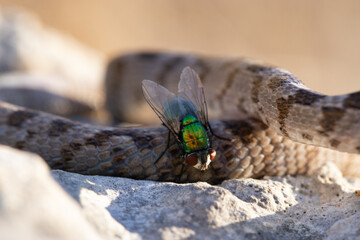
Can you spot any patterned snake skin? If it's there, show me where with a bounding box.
[1,52,360,184]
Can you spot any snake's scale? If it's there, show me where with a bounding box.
[1,52,359,184]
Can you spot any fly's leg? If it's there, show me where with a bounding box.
[154,130,171,165]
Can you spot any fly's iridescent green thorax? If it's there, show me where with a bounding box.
[181,114,210,153]
[163,98,210,153]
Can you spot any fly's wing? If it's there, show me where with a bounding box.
[178,67,209,127]
[142,80,181,137]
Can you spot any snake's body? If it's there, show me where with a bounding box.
[1,52,360,184]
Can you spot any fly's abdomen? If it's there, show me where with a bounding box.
[181,115,210,153]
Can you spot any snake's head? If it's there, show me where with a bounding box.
[185,148,216,171]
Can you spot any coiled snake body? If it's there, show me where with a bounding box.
[1,52,360,184]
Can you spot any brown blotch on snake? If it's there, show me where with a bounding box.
[132,134,155,149]
[112,154,127,163]
[319,107,345,135]
[48,119,76,137]
[343,92,360,109]
[292,89,325,106]
[69,142,83,151]
[276,97,294,137]
[61,146,74,161]
[268,77,289,92]
[302,133,314,141]
[7,110,37,128]
[85,137,97,147]
[268,74,303,92]
[93,131,118,146]
[112,146,124,154]
[85,130,123,147]
[276,90,326,137]
[330,139,341,148]
[223,119,267,145]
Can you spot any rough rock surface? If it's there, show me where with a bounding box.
[53,165,360,240]
[0,7,105,116]
[0,145,139,240]
[1,145,359,240]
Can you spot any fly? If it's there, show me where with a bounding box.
[142,67,218,172]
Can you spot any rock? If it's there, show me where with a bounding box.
[0,145,139,240]
[0,7,104,84]
[52,162,360,240]
[0,7,105,117]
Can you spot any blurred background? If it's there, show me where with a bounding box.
[0,0,360,126]
[1,0,360,94]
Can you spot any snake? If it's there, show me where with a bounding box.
[1,52,360,184]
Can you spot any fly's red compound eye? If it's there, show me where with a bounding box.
[185,154,198,166]
[208,149,216,161]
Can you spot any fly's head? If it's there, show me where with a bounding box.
[185,148,216,171]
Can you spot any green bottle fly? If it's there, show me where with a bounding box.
[142,67,216,171]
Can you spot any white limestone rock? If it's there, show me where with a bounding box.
[0,145,139,240]
[52,162,360,240]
